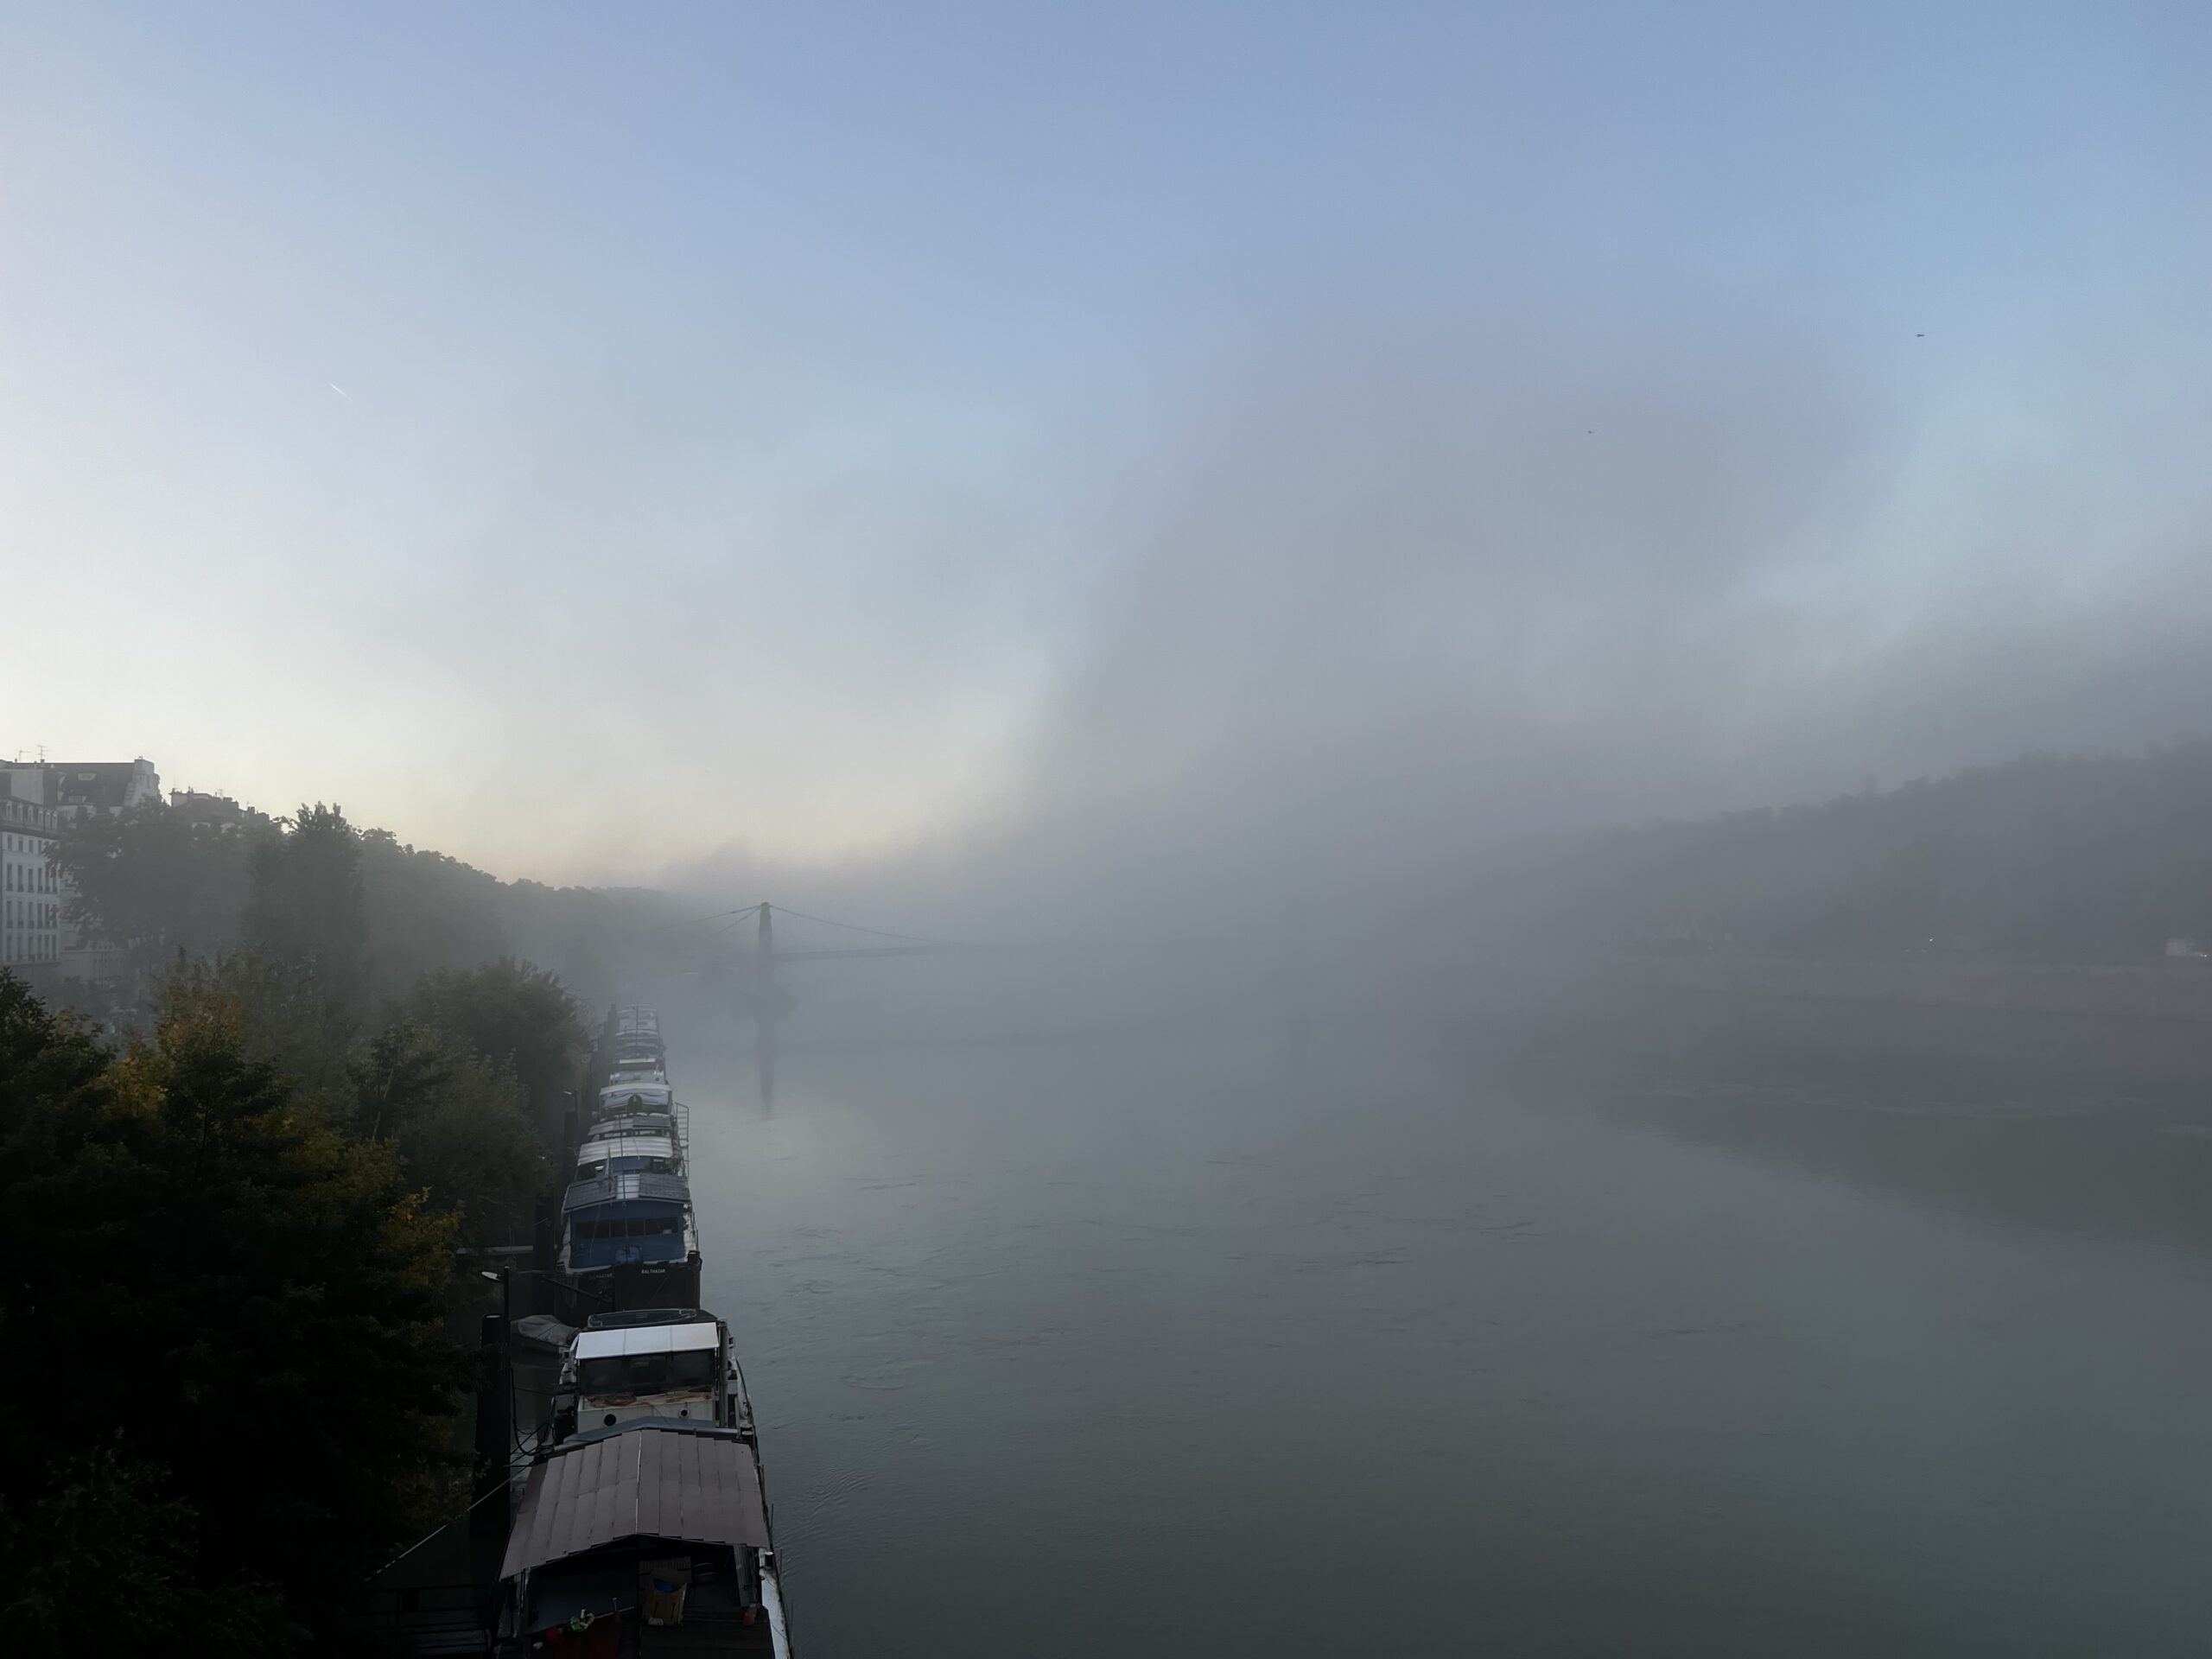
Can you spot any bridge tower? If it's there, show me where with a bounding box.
[753,902,778,1104]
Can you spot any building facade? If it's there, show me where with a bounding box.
[0,758,164,822]
[0,792,60,969]
[168,787,247,828]
[0,758,162,984]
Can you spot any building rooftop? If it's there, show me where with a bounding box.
[1,760,160,815]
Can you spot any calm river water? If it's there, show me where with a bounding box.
[676,1001,2210,1656]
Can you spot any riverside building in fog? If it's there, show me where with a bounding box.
[0,792,60,968]
[0,757,163,822]
[168,787,246,828]
[0,757,162,983]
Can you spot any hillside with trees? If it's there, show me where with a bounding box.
[53,801,677,1007]
[1478,744,2212,960]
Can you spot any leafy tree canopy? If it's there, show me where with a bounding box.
[350,1020,547,1248]
[0,1442,292,1659]
[403,958,584,1131]
[49,801,274,957]
[243,804,370,1007]
[0,971,468,1646]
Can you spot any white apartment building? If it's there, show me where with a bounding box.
[0,758,162,983]
[0,792,60,969]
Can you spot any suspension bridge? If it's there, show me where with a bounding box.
[658,901,1304,1102]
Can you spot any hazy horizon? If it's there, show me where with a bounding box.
[9,4,2211,894]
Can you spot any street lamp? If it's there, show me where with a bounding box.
[478,1268,613,1448]
[480,1267,512,1338]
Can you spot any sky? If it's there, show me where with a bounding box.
[5,3,2211,895]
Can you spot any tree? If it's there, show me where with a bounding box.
[0,969,468,1643]
[44,787,680,1014]
[0,1443,292,1658]
[351,1021,548,1247]
[358,830,508,1003]
[404,958,584,1137]
[159,950,360,1103]
[243,804,368,1006]
[49,803,272,957]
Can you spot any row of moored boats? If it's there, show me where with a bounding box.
[493,1007,791,1656]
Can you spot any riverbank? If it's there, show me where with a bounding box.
[1452,951,2212,1105]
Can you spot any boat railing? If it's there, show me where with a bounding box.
[563,1170,693,1211]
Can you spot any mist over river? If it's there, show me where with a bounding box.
[671,976,2210,1657]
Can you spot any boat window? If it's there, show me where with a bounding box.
[579,1348,716,1396]
[666,1348,714,1387]
[571,1211,683,1242]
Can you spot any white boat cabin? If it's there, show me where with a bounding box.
[601,1079,675,1108]
[556,1312,750,1439]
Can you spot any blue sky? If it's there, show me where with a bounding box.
[5,3,2210,886]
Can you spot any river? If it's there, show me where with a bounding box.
[671,988,2210,1656]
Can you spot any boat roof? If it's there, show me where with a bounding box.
[585,1306,706,1329]
[563,1170,692,1211]
[501,1426,766,1580]
[573,1320,720,1360]
[576,1134,676,1162]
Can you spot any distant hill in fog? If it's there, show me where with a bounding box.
[1484,744,2212,960]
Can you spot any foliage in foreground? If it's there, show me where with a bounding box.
[0,972,471,1652]
[0,1443,293,1659]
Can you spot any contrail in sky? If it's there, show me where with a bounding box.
[328,382,351,401]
